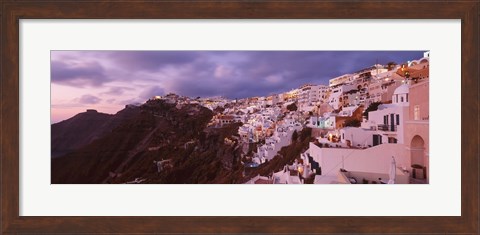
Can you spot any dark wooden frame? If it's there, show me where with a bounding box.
[1,1,478,234]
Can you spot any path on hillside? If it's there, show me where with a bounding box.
[101,124,162,183]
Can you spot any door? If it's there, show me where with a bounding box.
[390,113,395,131]
[373,134,382,146]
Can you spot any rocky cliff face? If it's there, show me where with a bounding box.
[51,100,244,184]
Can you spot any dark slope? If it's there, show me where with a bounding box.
[51,107,141,158]
[51,110,112,158]
[51,99,244,184]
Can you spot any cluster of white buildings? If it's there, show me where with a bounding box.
[245,52,430,184]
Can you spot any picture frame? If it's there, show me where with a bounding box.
[1,1,478,234]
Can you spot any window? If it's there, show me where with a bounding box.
[401,96,404,102]
[388,137,397,143]
[414,105,420,120]
[396,114,400,125]
[384,115,387,124]
[406,94,409,102]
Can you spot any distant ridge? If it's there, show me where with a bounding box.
[51,106,140,158]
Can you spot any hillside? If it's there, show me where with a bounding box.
[51,110,112,158]
[51,107,141,158]
[51,99,245,184]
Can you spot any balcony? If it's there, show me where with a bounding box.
[377,124,397,132]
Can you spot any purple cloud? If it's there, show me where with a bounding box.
[109,51,200,71]
[100,87,132,96]
[51,60,109,87]
[52,51,425,101]
[76,94,102,104]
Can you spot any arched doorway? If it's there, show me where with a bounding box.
[410,135,427,181]
[410,135,425,166]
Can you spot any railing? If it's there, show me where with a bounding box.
[377,124,397,132]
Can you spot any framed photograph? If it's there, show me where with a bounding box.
[49,50,429,185]
[1,1,478,234]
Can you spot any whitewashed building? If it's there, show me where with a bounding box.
[363,84,409,145]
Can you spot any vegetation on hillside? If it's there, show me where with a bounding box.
[344,118,361,127]
[363,102,382,120]
[243,128,313,181]
[286,102,298,112]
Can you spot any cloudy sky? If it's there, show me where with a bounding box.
[51,51,424,123]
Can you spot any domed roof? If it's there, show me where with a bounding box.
[394,84,409,95]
